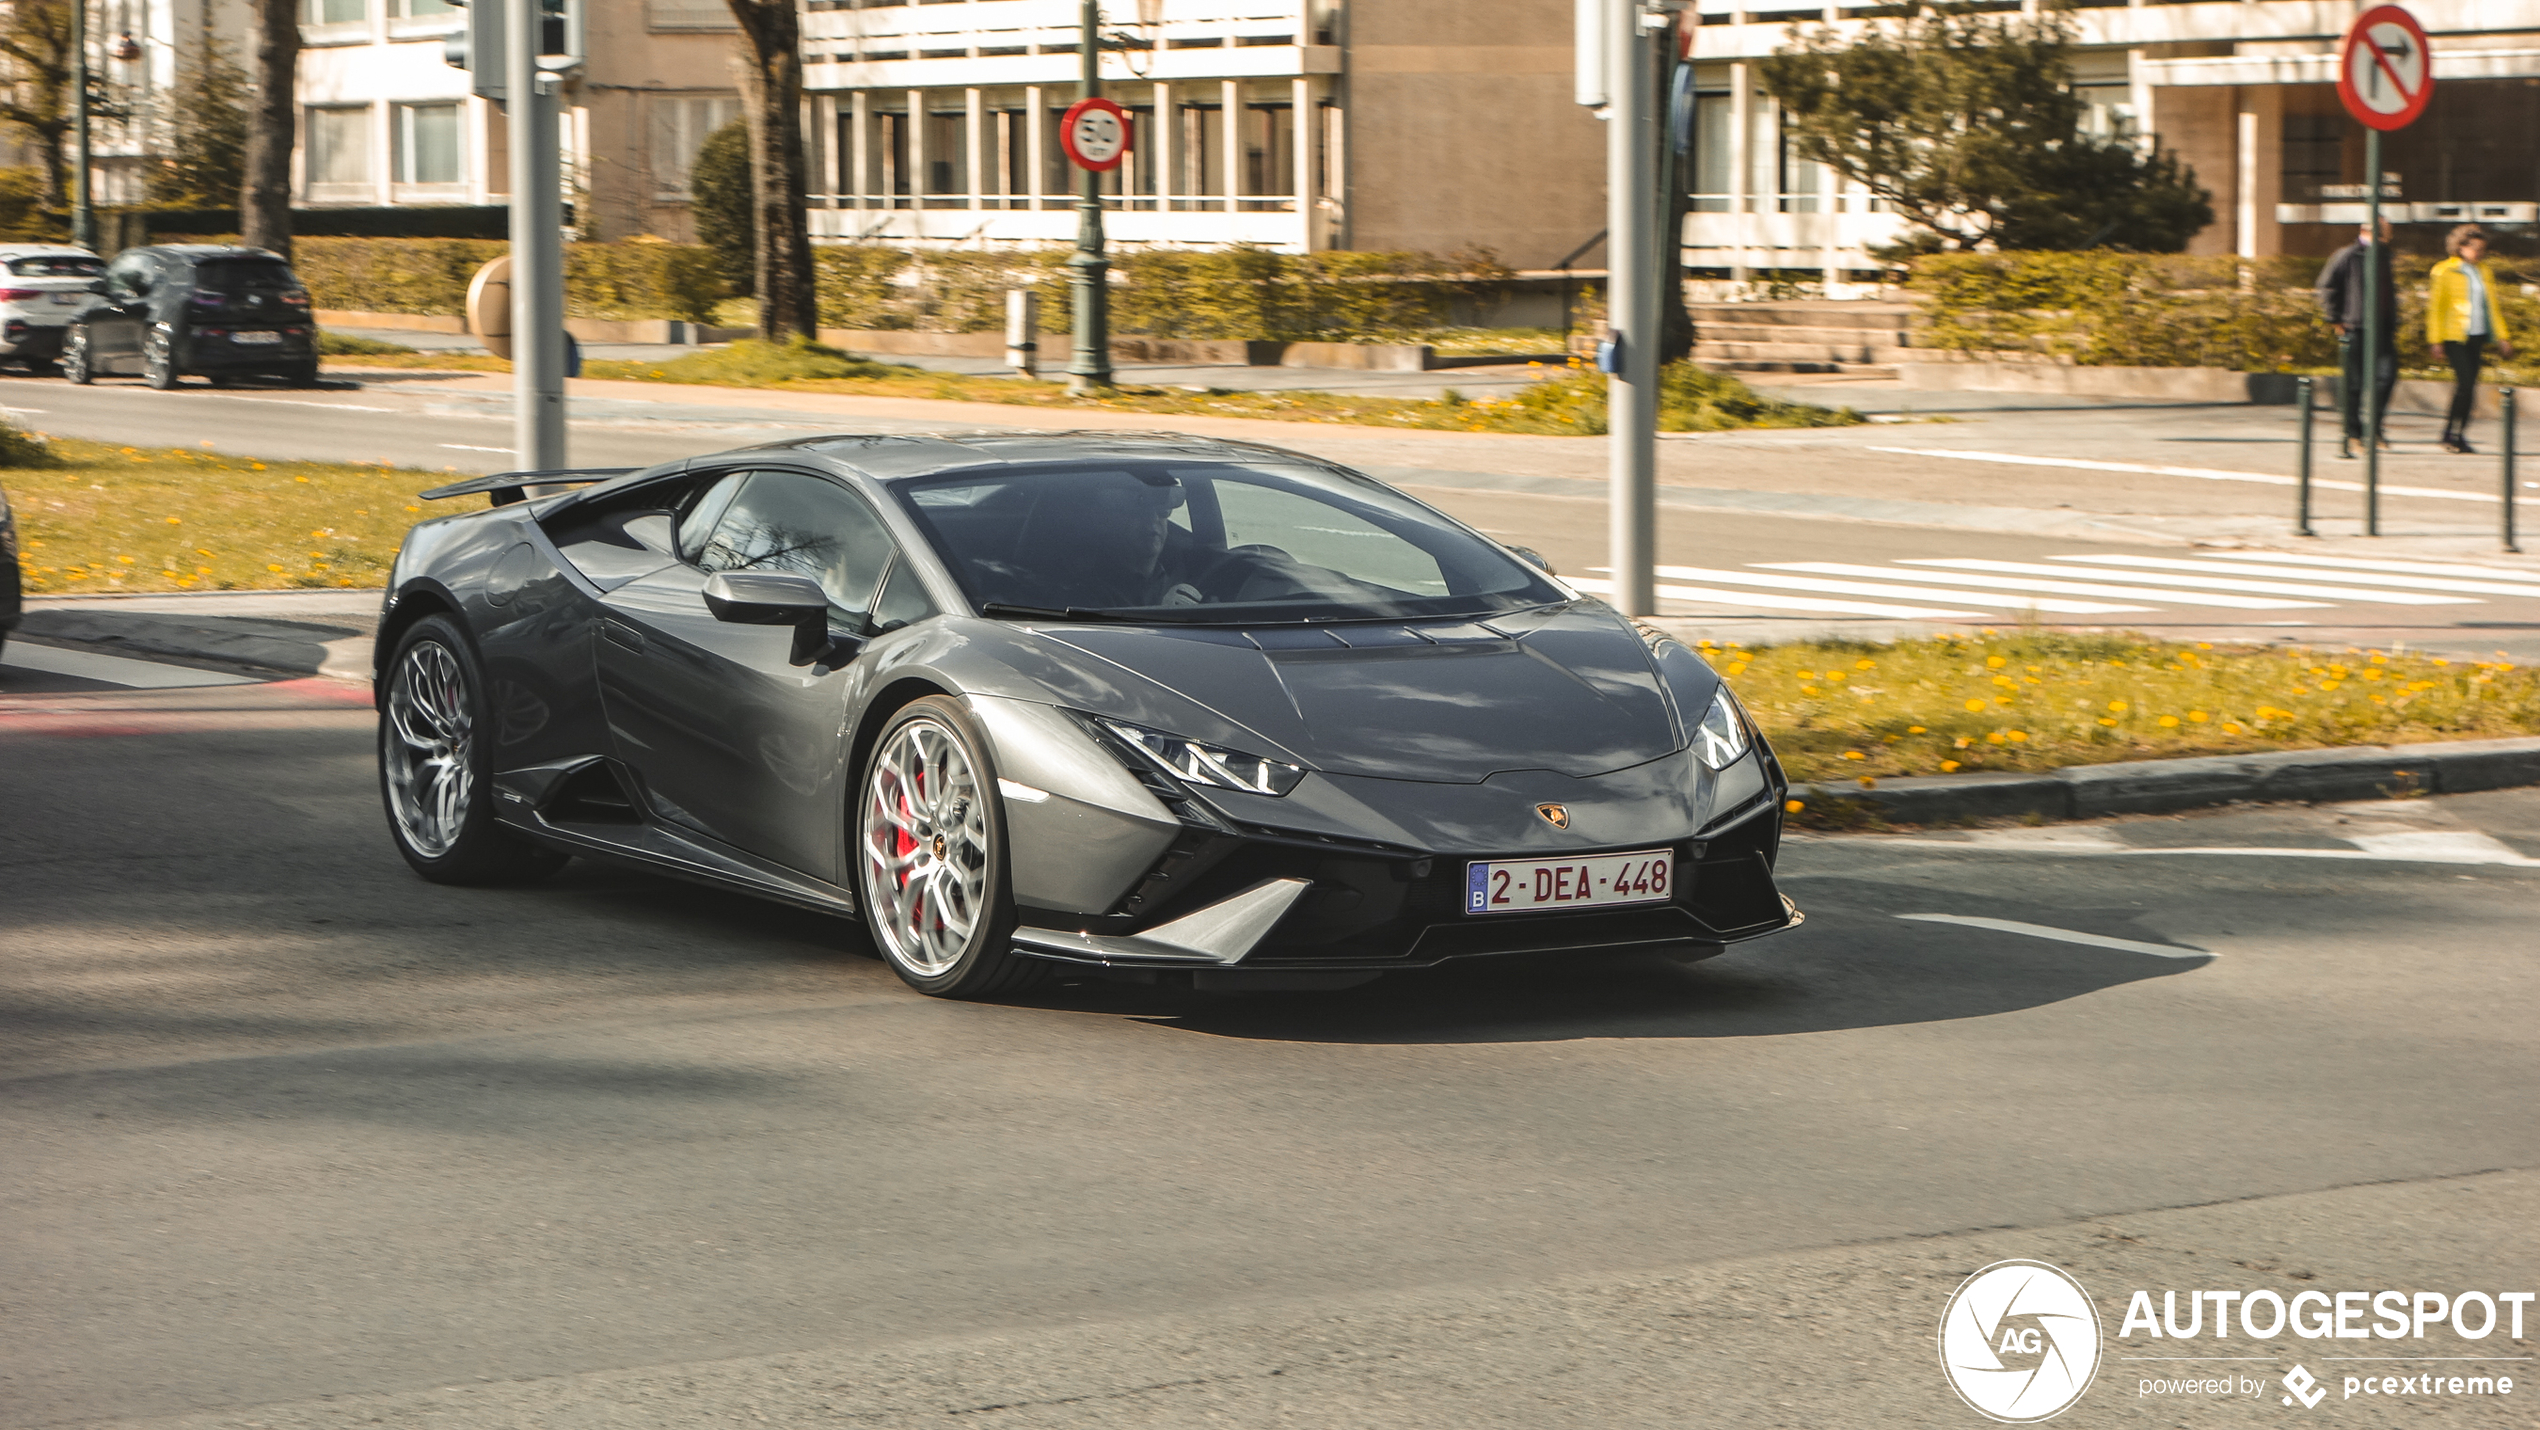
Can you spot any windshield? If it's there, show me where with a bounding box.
[9,255,100,277]
[193,259,299,294]
[894,460,1565,623]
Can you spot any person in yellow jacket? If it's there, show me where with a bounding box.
[2427,224,2514,454]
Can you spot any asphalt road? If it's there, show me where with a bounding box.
[4,673,2535,1428]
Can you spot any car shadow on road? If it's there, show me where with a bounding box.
[1027,879,2211,1045]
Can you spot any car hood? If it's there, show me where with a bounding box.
[1044,605,1684,783]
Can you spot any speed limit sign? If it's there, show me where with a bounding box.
[1060,97,1131,171]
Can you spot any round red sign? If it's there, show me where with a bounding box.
[2338,5,2434,133]
[1060,97,1132,172]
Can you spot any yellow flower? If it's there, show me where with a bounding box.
[2098,717,2118,727]
[267,563,285,572]
[1725,662,1747,675]
[2222,722,2243,733]
[2196,642,2213,650]
[2158,715,2180,727]
[165,516,180,525]
[2107,700,2128,713]
[1853,658,1874,670]
[1986,655,2007,668]
[2189,710,2208,722]
[1963,698,1987,712]
[295,476,310,484]
[1984,732,2005,745]
[1784,799,1805,814]
[251,462,266,470]
[1802,685,1820,696]
[1940,760,1961,772]
[1842,750,1866,761]
[1954,736,1972,748]
[116,555,133,564]
[2005,730,2028,743]
[195,566,212,575]
[1907,725,1926,734]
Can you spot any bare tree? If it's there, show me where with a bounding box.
[0,0,85,210]
[240,0,298,257]
[723,0,814,340]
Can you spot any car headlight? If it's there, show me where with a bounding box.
[1692,686,1750,771]
[1098,718,1307,796]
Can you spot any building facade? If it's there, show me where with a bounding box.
[798,0,1609,269]
[291,0,749,239]
[1686,0,2540,286]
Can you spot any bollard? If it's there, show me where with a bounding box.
[2296,375,2316,538]
[2506,386,2521,555]
[1004,289,1039,377]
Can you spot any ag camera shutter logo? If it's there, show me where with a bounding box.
[1939,1260,2103,1422]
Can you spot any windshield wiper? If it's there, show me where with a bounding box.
[975,601,1143,623]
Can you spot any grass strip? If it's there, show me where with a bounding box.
[1690,629,2540,796]
[332,336,1858,436]
[7,434,456,595]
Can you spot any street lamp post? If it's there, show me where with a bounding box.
[1064,0,1112,394]
[70,0,93,252]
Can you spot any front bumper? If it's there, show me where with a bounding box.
[1010,787,1797,972]
[0,318,65,360]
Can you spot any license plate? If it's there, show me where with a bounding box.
[1465,848,1675,914]
[230,330,283,345]
[49,292,80,305]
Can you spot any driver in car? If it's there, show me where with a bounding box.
[1023,472,1209,608]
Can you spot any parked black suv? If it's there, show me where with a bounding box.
[64,245,318,389]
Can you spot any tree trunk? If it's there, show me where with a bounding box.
[725,0,815,341]
[240,0,298,258]
[1655,17,1695,365]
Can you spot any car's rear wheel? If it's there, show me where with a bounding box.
[284,361,319,387]
[60,325,91,384]
[855,695,1038,997]
[142,330,177,389]
[379,614,569,886]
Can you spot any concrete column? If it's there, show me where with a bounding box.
[1292,75,1313,248]
[851,90,869,211]
[907,88,924,212]
[1153,80,1175,211]
[1025,85,1045,207]
[1222,77,1242,213]
[2235,89,2257,263]
[2238,84,2284,259]
[965,87,984,210]
[1727,61,1749,284]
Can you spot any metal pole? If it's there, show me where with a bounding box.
[1064,0,1112,394]
[2362,127,2382,537]
[71,0,93,252]
[2296,375,2315,537]
[2505,386,2521,555]
[507,0,565,470]
[1606,0,1657,618]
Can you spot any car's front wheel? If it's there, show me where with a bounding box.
[61,326,92,384]
[855,695,1037,997]
[379,614,569,886]
[142,330,178,389]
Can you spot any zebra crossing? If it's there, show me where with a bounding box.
[1565,550,2540,623]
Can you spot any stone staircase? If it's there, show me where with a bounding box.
[1690,300,1917,375]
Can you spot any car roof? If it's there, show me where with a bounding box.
[0,244,99,258]
[761,429,1334,483]
[130,245,290,261]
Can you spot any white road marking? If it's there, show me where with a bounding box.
[440,444,513,453]
[2339,829,2538,864]
[2050,554,2540,600]
[1896,913,2209,958]
[1629,563,2152,615]
[1863,836,2540,868]
[1,642,259,688]
[1869,446,2500,504]
[1758,560,2326,610]
[2204,550,2540,582]
[1563,575,1984,621]
[1902,557,2466,605]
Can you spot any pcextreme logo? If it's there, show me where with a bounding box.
[1939,1260,2104,1423]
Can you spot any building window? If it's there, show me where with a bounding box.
[395,102,462,185]
[1690,93,1731,211]
[651,94,742,200]
[306,105,373,190]
[397,0,457,17]
[307,0,367,23]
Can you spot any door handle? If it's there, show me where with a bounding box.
[602,618,646,652]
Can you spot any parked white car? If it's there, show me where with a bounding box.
[0,244,106,369]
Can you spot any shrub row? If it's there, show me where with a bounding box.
[1909,250,2540,372]
[288,236,1510,339]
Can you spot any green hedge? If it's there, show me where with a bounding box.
[292,237,731,323]
[1909,251,2540,372]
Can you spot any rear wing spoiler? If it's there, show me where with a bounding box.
[418,468,637,507]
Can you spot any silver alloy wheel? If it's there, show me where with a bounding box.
[62,327,88,384]
[860,715,992,977]
[143,331,173,388]
[383,639,476,858]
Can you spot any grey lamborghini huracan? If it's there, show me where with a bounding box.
[376,431,1800,996]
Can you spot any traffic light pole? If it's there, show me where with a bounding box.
[2361,127,2382,537]
[1064,0,1112,395]
[507,0,565,470]
[1605,0,1659,617]
[70,0,93,252]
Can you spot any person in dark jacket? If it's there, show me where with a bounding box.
[2316,218,2399,456]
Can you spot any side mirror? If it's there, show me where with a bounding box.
[703,570,863,666]
[82,280,106,295]
[1510,545,1556,576]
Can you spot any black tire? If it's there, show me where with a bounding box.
[378,614,570,886]
[142,329,178,389]
[285,361,320,388]
[853,694,1040,998]
[60,325,92,385]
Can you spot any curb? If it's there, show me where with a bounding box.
[17,610,374,682]
[1798,736,2540,825]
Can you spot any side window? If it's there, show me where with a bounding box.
[676,470,747,561]
[696,470,900,623]
[870,555,938,633]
